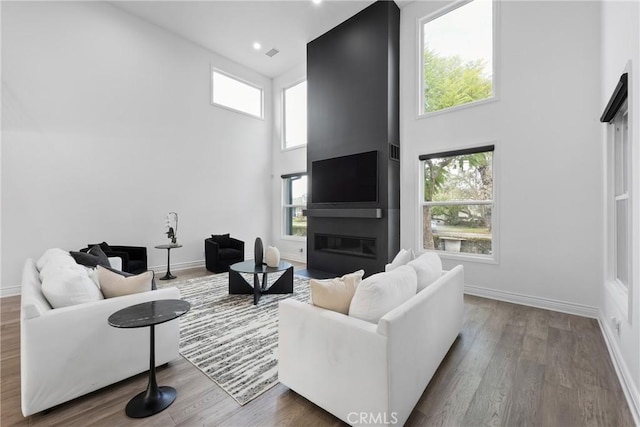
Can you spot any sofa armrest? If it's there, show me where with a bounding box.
[103,250,130,271]
[229,238,244,252]
[110,245,147,263]
[278,299,389,424]
[21,287,180,416]
[376,265,464,425]
[107,256,122,271]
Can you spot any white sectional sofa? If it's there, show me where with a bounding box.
[20,258,181,416]
[278,264,464,426]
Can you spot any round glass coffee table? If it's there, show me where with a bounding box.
[229,260,294,305]
[108,299,190,418]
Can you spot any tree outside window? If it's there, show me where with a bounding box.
[421,0,494,114]
[421,147,494,256]
[283,175,307,237]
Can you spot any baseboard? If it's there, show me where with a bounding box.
[149,259,205,274]
[464,284,600,318]
[598,312,640,425]
[0,286,21,298]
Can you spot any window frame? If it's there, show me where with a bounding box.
[282,173,308,240]
[417,0,500,118]
[211,67,264,119]
[282,79,308,151]
[418,143,499,264]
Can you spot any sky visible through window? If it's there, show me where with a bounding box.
[284,81,307,149]
[423,0,493,78]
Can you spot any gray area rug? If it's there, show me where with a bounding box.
[159,272,311,405]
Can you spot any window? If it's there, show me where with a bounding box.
[420,146,495,259]
[613,101,629,290]
[212,69,263,118]
[283,81,307,149]
[420,0,494,115]
[283,174,307,237]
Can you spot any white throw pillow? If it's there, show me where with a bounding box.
[310,270,365,314]
[38,251,78,282]
[97,266,153,299]
[348,265,417,323]
[36,248,72,271]
[407,252,443,292]
[385,248,415,271]
[41,264,104,308]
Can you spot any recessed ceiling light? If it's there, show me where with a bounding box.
[312,0,322,4]
[253,42,261,50]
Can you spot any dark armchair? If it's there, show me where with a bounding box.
[81,242,148,275]
[205,234,244,273]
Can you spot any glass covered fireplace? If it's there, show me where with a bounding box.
[314,234,376,259]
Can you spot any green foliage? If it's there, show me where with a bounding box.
[423,47,492,113]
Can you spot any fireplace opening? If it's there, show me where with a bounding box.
[315,234,376,259]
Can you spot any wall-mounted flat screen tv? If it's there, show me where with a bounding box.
[312,150,378,203]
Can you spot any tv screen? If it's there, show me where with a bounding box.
[312,151,378,203]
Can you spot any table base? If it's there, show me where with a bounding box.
[229,266,294,305]
[125,385,176,418]
[159,273,176,281]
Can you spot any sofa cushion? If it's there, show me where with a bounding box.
[70,245,111,268]
[38,250,77,282]
[218,248,242,260]
[97,266,153,298]
[407,252,443,292]
[385,248,415,272]
[36,248,70,271]
[41,264,104,308]
[348,265,417,323]
[310,270,364,314]
[211,234,232,248]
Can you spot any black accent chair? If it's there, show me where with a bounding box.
[81,242,148,275]
[205,235,244,273]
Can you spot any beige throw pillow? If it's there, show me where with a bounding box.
[97,266,153,299]
[310,270,365,314]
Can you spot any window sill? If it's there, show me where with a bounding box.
[422,249,498,265]
[281,144,306,153]
[281,235,307,242]
[417,96,498,120]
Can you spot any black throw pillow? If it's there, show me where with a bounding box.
[211,234,231,248]
[71,245,110,268]
[87,241,111,253]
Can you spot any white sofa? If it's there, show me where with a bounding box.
[278,265,464,426]
[20,258,181,416]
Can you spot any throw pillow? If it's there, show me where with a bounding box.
[211,233,232,248]
[97,266,153,298]
[407,252,443,292]
[36,248,70,271]
[385,248,415,271]
[348,265,417,323]
[310,270,365,314]
[70,245,111,268]
[87,242,112,253]
[41,264,104,308]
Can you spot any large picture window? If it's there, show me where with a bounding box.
[284,81,307,149]
[212,69,263,118]
[283,174,307,237]
[420,146,494,258]
[420,0,494,115]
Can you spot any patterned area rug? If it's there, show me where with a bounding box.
[159,272,311,405]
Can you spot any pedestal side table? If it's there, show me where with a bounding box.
[108,299,190,418]
[155,244,183,280]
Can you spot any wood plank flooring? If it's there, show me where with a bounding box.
[1,267,634,426]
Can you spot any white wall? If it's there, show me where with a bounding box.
[270,62,307,263]
[1,1,273,295]
[600,0,640,420]
[400,1,602,311]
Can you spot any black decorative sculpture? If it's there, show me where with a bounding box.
[254,237,263,266]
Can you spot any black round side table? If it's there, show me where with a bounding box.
[108,299,190,418]
[155,244,183,280]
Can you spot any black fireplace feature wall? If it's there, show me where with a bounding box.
[306,0,400,276]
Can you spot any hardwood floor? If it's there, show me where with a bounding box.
[1,266,634,426]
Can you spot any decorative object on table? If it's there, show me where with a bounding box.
[164,212,179,245]
[155,244,183,280]
[265,246,281,268]
[80,242,148,274]
[254,237,263,266]
[205,235,244,273]
[108,299,190,418]
[229,260,293,305]
[157,273,310,405]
